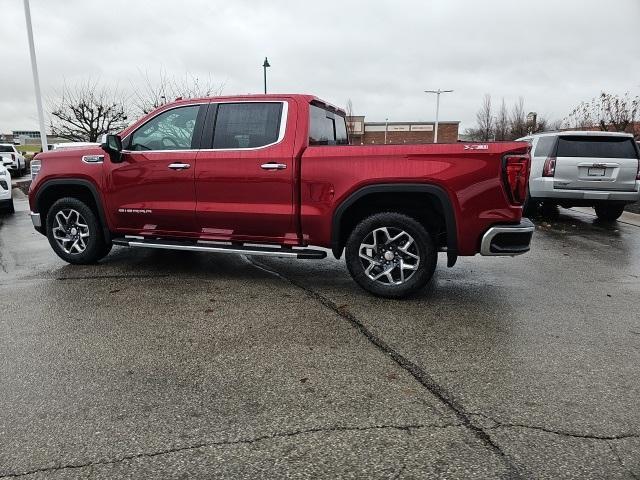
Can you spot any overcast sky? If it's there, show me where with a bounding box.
[1,0,639,133]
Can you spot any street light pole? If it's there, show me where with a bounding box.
[424,89,453,143]
[262,57,270,94]
[23,0,48,152]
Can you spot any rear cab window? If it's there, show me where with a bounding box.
[213,102,283,149]
[556,136,638,159]
[309,104,349,146]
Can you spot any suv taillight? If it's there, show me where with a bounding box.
[503,154,530,205]
[636,159,640,180]
[542,157,556,177]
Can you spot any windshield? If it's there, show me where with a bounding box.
[0,145,14,153]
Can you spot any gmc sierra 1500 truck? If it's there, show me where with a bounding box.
[28,94,534,298]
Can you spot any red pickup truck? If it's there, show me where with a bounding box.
[28,94,533,298]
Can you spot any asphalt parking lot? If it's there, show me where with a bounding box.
[1,192,639,479]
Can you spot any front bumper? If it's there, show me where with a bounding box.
[480,218,535,256]
[30,212,42,228]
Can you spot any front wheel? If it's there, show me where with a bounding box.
[594,204,625,222]
[345,212,437,298]
[46,197,107,264]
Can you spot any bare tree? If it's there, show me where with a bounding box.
[494,98,509,140]
[509,97,528,139]
[564,92,639,133]
[49,81,128,142]
[475,94,494,141]
[132,69,225,117]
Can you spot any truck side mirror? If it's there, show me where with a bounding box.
[100,134,123,163]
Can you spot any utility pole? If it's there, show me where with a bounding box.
[23,0,48,152]
[262,57,270,94]
[424,89,453,143]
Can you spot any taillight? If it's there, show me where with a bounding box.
[503,154,530,205]
[542,157,556,177]
[11,153,15,161]
[636,159,640,180]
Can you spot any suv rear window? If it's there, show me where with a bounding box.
[533,137,555,157]
[556,136,638,159]
[0,146,14,152]
[309,104,348,146]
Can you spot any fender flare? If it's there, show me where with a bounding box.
[34,178,111,242]
[330,183,458,267]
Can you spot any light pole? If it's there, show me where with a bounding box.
[384,118,388,144]
[262,57,270,94]
[424,89,453,143]
[23,0,48,152]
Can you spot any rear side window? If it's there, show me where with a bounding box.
[533,137,556,157]
[309,104,348,146]
[557,136,638,159]
[213,102,282,149]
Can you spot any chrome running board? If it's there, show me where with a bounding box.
[112,237,327,259]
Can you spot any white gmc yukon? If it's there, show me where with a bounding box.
[518,131,640,221]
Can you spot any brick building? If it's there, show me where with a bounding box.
[347,116,460,144]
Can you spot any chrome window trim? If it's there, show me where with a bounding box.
[121,100,289,154]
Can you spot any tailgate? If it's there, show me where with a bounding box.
[554,135,639,192]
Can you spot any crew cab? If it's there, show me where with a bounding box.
[0,144,27,177]
[28,94,533,298]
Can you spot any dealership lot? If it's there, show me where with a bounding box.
[0,193,639,479]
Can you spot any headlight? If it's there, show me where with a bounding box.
[31,159,41,180]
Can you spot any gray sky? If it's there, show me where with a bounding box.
[1,0,639,133]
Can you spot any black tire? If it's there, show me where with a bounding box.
[1,199,14,214]
[594,204,624,222]
[540,202,559,219]
[345,212,437,298]
[46,197,107,264]
[522,193,539,217]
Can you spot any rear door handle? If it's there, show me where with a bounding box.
[260,162,287,170]
[168,163,191,170]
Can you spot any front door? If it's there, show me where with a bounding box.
[195,101,297,244]
[104,104,206,236]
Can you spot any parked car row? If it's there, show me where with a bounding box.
[0,164,14,214]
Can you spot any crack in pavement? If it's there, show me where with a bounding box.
[608,443,640,480]
[246,257,523,479]
[0,423,456,478]
[470,412,640,441]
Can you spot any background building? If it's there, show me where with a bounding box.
[347,116,459,144]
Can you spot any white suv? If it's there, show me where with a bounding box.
[518,131,640,221]
[0,144,27,177]
[0,164,14,214]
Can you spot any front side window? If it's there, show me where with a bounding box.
[213,102,283,149]
[130,105,200,151]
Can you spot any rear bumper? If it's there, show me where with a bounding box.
[530,177,640,202]
[480,218,534,256]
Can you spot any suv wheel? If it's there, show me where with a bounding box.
[345,212,437,298]
[594,204,624,222]
[46,197,107,264]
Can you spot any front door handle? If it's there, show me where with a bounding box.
[260,162,287,170]
[168,163,191,170]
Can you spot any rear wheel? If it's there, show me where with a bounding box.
[46,197,107,264]
[522,193,539,217]
[594,204,624,222]
[345,212,437,298]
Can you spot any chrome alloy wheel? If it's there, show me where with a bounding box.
[358,227,420,285]
[51,209,90,254]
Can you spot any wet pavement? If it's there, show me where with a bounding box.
[0,192,639,479]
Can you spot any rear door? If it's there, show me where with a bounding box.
[554,135,639,191]
[194,101,296,243]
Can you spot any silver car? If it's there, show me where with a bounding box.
[518,131,640,221]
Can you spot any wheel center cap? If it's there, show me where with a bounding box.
[384,251,395,261]
[71,227,77,235]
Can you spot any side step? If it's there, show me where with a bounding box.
[112,237,327,259]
